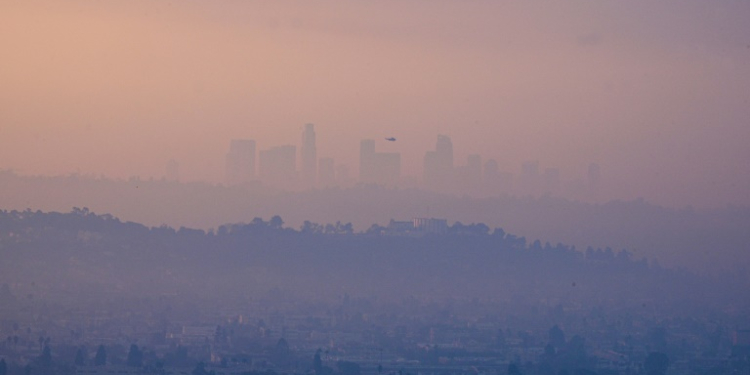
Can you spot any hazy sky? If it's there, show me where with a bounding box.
[1,1,749,208]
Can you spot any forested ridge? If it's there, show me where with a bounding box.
[1,208,745,309]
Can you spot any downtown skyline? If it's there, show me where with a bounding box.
[1,1,749,209]
[181,125,605,203]
[2,3,750,374]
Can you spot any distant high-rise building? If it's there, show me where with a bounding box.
[484,159,499,178]
[466,154,482,184]
[378,153,401,184]
[483,159,512,193]
[225,139,256,186]
[519,160,540,195]
[359,139,401,185]
[259,145,296,189]
[543,167,560,194]
[300,123,317,187]
[336,164,354,187]
[413,218,448,234]
[318,157,335,187]
[521,160,539,176]
[360,139,376,182]
[424,135,454,189]
[436,135,453,165]
[455,154,482,192]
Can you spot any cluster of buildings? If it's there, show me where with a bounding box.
[380,218,449,236]
[3,291,749,375]
[223,124,333,190]
[219,124,601,199]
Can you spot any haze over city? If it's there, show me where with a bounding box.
[2,2,750,375]
[2,1,750,208]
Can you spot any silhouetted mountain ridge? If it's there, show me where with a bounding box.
[2,171,749,272]
[1,209,746,310]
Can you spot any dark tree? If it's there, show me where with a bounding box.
[496,329,507,348]
[544,343,556,357]
[648,327,668,352]
[313,349,323,375]
[364,224,386,235]
[644,352,669,375]
[126,344,143,367]
[272,338,291,367]
[0,358,7,375]
[336,360,361,375]
[192,361,211,375]
[335,221,353,234]
[564,335,587,369]
[549,325,566,348]
[175,345,189,366]
[94,345,107,366]
[269,216,284,230]
[74,347,87,366]
[507,363,522,375]
[38,345,52,367]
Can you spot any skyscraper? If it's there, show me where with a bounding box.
[543,167,560,194]
[483,158,499,192]
[466,154,482,186]
[435,135,453,166]
[300,123,317,187]
[225,139,256,186]
[519,160,540,195]
[359,139,400,185]
[423,134,454,189]
[455,154,482,192]
[483,159,513,193]
[359,139,376,182]
[318,157,335,187]
[259,145,296,189]
[484,159,499,182]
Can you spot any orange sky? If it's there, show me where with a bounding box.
[1,1,749,208]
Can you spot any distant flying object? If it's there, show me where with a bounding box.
[385,137,396,142]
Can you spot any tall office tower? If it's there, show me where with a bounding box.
[318,157,335,187]
[359,139,401,185]
[423,134,454,189]
[484,159,513,193]
[519,160,540,195]
[435,135,454,166]
[543,167,560,194]
[336,164,354,187]
[259,145,297,189]
[456,154,482,192]
[484,159,499,184]
[225,139,256,186]
[376,153,401,185]
[466,154,482,185]
[300,123,317,187]
[359,139,376,182]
